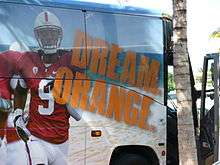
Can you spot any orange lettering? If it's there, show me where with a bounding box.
[107,44,121,80]
[124,91,140,126]
[143,59,160,95]
[119,88,126,113]
[138,96,154,131]
[52,67,73,105]
[89,81,107,115]
[120,51,136,85]
[106,85,122,121]
[149,60,160,95]
[86,35,93,67]
[70,72,91,109]
[89,39,109,75]
[71,30,92,68]
[136,56,149,88]
[98,39,109,76]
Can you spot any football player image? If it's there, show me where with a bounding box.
[0,50,29,165]
[3,43,32,165]
[13,11,82,165]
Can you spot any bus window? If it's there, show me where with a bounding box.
[0,3,85,52]
[85,11,164,103]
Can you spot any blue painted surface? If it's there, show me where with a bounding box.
[0,0,162,17]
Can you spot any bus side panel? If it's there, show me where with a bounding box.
[79,11,166,164]
[83,103,166,165]
[0,2,166,165]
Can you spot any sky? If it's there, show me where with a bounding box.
[187,0,220,73]
[128,0,220,74]
[134,0,220,74]
[74,0,220,74]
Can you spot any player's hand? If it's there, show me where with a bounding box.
[13,108,31,142]
[0,97,12,112]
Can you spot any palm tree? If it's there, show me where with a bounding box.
[209,28,220,52]
[172,0,198,164]
[211,28,220,38]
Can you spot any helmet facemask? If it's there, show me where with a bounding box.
[34,25,62,54]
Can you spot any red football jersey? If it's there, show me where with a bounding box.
[0,51,21,99]
[0,50,21,138]
[17,51,75,144]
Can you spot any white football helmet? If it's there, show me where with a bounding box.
[34,11,63,54]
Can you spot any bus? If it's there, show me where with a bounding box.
[0,0,175,164]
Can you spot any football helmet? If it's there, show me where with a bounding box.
[34,11,63,54]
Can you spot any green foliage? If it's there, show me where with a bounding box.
[168,72,175,92]
[195,67,214,88]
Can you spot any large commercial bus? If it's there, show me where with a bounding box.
[0,0,175,164]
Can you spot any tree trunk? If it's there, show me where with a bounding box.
[172,0,198,164]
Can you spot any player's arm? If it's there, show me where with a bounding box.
[11,76,30,142]
[66,103,82,121]
[13,83,27,110]
[11,74,28,111]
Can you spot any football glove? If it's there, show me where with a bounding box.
[13,108,31,142]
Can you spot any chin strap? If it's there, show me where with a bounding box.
[38,49,57,56]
